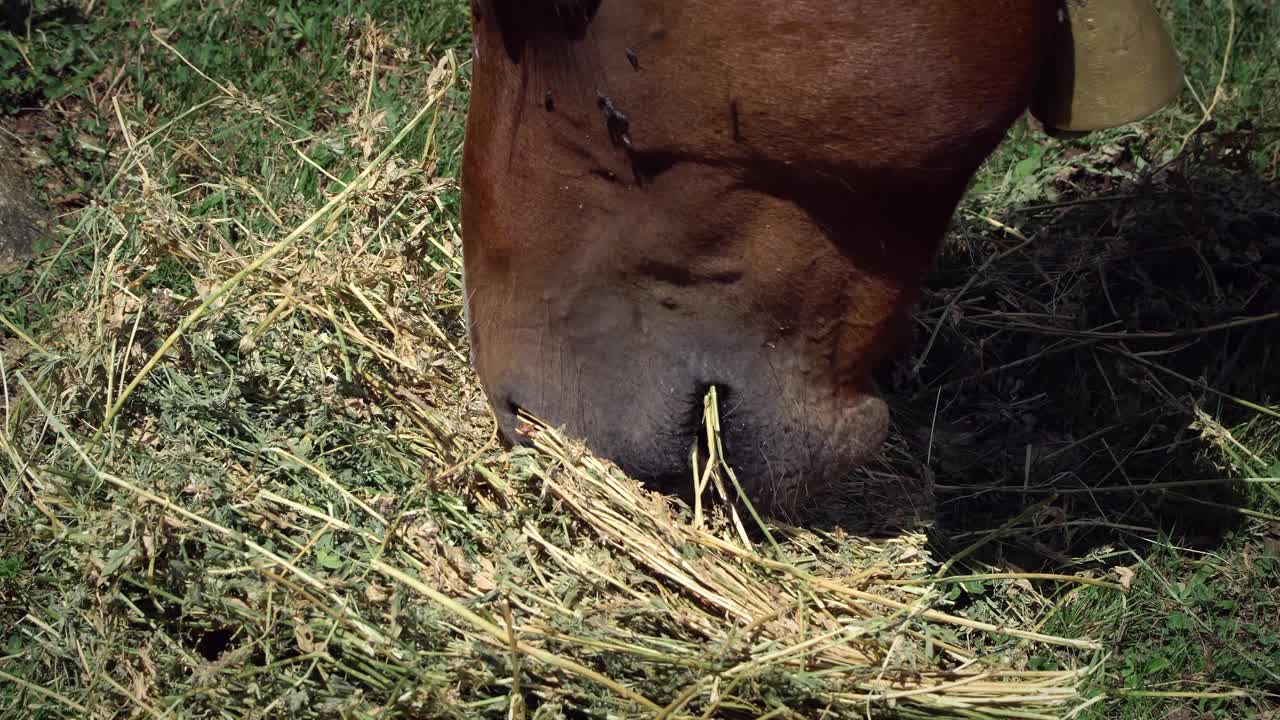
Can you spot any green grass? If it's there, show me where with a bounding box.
[1044,539,1280,718]
[1,0,1278,717]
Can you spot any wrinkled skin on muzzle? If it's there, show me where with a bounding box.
[462,0,1055,513]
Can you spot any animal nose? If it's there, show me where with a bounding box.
[485,373,889,516]
[488,378,728,485]
[493,392,535,446]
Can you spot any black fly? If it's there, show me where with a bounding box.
[596,92,633,150]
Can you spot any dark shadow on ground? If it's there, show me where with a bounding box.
[0,0,28,33]
[799,123,1280,570]
[1,1,84,34]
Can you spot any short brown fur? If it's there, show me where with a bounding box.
[463,1,1057,512]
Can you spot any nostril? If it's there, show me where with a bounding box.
[492,393,535,445]
[686,383,719,433]
[687,381,731,457]
[698,383,735,421]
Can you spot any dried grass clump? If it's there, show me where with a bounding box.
[427,416,1105,718]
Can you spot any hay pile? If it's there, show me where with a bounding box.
[0,48,1115,720]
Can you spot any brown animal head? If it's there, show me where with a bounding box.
[460,1,1168,512]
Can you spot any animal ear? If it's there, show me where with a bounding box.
[489,0,602,62]
[1030,0,1182,133]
